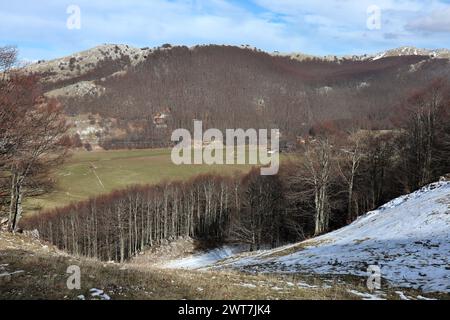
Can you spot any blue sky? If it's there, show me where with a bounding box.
[1,0,450,61]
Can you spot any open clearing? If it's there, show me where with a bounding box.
[25,148,254,214]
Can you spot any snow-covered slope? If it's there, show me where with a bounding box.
[209,182,450,293]
[285,46,450,62]
[372,46,450,61]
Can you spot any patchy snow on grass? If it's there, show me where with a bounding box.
[297,282,319,289]
[347,290,386,300]
[395,291,412,300]
[416,295,437,300]
[164,245,247,270]
[238,283,257,289]
[89,288,111,300]
[218,182,450,293]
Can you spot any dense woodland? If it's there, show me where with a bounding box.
[54,45,450,149]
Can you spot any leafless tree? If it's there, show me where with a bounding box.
[0,46,18,77]
[399,79,450,190]
[1,49,71,231]
[7,98,70,231]
[337,132,363,222]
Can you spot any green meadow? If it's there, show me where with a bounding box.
[25,148,257,214]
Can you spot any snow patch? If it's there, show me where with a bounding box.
[164,245,247,270]
[89,288,111,300]
[395,291,412,300]
[347,290,386,300]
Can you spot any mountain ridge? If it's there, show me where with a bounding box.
[24,44,450,76]
[11,43,450,149]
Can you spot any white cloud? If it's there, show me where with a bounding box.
[406,8,450,33]
[251,0,450,53]
[0,0,308,58]
[1,0,450,60]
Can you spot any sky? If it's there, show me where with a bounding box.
[1,0,450,61]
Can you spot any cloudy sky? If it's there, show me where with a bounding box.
[1,0,450,61]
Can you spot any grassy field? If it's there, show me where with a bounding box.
[25,148,254,214]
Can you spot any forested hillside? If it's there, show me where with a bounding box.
[23,45,450,149]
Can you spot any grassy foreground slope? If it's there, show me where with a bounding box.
[25,148,253,214]
[0,231,437,300]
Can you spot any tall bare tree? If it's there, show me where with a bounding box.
[7,99,70,231]
[288,138,335,236]
[337,132,363,223]
[400,79,450,190]
[0,46,18,77]
[1,48,71,231]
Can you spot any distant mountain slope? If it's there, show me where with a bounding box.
[26,44,449,93]
[372,46,450,61]
[23,45,142,81]
[287,46,450,62]
[211,181,450,293]
[20,44,450,148]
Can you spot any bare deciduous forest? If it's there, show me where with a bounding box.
[23,90,450,261]
[52,45,450,149]
[2,44,450,265]
[1,47,71,232]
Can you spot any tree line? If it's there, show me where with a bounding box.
[58,45,444,149]
[22,173,275,262]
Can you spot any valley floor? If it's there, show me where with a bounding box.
[24,148,253,215]
[0,231,445,300]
